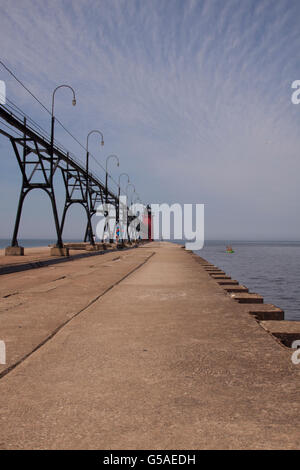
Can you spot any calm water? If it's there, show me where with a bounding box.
[194,241,300,321]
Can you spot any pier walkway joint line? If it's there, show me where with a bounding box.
[0,242,299,449]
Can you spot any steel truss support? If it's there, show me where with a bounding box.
[8,122,63,248]
[60,165,95,244]
[83,188,120,243]
[0,105,121,248]
[82,181,105,242]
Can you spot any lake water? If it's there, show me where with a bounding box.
[194,241,300,321]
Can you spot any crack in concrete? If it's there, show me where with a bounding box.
[0,251,155,381]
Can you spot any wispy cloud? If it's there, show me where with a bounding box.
[1,0,300,238]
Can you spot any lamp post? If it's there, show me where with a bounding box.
[117,173,130,241]
[86,130,104,244]
[118,172,129,217]
[51,85,76,171]
[104,155,120,243]
[50,85,76,248]
[86,130,104,181]
[118,173,130,200]
[133,193,141,204]
[126,183,136,204]
[133,195,143,241]
[131,192,142,241]
[126,183,135,241]
[105,155,120,203]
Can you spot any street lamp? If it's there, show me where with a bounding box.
[51,85,76,163]
[105,155,119,203]
[86,130,104,244]
[133,193,141,204]
[117,173,130,233]
[126,183,136,207]
[118,173,130,196]
[133,195,143,241]
[126,183,136,241]
[50,84,76,248]
[86,130,104,179]
[131,192,142,241]
[118,172,130,203]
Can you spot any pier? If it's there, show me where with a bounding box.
[0,242,299,449]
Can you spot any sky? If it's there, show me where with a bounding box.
[1,0,300,241]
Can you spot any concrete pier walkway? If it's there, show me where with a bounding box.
[0,242,299,449]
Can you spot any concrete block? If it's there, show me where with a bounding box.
[107,243,117,250]
[231,293,263,304]
[50,247,69,257]
[64,243,88,250]
[85,245,100,252]
[5,246,24,256]
[223,285,249,293]
[211,275,231,280]
[102,243,117,250]
[246,304,284,321]
[260,320,299,347]
[208,271,226,276]
[208,269,225,273]
[216,280,239,285]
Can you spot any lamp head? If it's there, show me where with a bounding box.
[101,140,104,146]
[72,98,76,106]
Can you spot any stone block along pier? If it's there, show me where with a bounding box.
[0,242,299,449]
